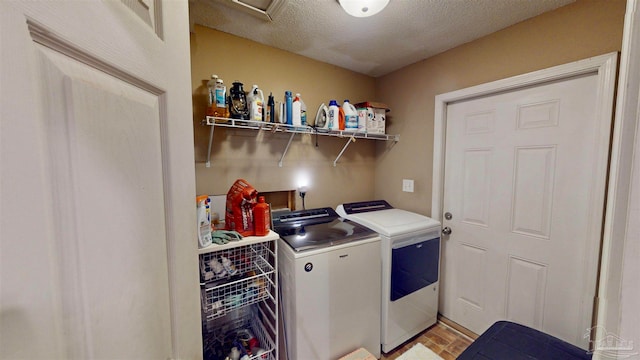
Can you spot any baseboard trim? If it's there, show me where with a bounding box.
[438,314,479,340]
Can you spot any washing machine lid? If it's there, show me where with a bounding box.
[272,207,377,252]
[336,200,441,237]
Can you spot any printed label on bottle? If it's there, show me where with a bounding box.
[345,115,358,129]
[215,88,225,108]
[328,109,335,127]
[301,110,307,126]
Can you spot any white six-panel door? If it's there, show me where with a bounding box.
[0,1,200,359]
[435,54,617,348]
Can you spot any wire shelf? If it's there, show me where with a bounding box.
[204,116,399,141]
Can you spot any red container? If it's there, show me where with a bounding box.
[253,196,270,237]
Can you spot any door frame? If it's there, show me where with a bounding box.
[431,52,618,339]
[593,0,640,358]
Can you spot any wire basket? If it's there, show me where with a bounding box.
[202,306,276,360]
[200,242,276,320]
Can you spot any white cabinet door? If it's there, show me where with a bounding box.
[0,2,200,359]
[440,57,615,348]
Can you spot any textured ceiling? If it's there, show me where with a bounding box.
[190,0,575,77]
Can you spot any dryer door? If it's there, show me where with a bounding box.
[391,235,440,301]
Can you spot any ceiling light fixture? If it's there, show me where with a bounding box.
[338,0,389,18]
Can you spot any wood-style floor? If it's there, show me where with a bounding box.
[380,321,475,360]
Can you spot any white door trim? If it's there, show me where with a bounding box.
[594,0,640,358]
[432,52,618,337]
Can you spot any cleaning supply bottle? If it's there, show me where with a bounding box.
[267,92,275,122]
[196,195,212,248]
[213,78,228,119]
[343,99,358,131]
[285,91,293,125]
[206,74,218,117]
[297,93,307,126]
[328,100,340,130]
[248,85,264,122]
[253,196,270,237]
[292,94,302,127]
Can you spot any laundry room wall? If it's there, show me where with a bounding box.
[191,26,380,209]
[375,0,626,216]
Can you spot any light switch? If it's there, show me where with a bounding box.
[402,179,414,192]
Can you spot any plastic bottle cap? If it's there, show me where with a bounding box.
[211,74,218,78]
[258,196,265,202]
[216,79,223,83]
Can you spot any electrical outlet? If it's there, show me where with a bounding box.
[402,179,414,192]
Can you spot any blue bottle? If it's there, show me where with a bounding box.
[285,91,293,125]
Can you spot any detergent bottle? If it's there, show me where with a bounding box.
[248,85,264,121]
[343,99,358,131]
[328,100,340,131]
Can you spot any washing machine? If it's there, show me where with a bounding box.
[273,207,382,360]
[336,200,441,353]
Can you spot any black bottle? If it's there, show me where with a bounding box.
[267,92,275,123]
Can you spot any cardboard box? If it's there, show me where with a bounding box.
[355,102,389,134]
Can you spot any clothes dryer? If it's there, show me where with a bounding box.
[336,200,441,353]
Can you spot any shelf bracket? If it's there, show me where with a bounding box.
[279,132,296,167]
[333,135,356,167]
[205,120,215,168]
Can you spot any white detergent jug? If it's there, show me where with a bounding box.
[248,85,264,121]
[343,99,358,131]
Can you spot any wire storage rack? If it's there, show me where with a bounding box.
[199,234,278,360]
[200,241,275,320]
[202,306,276,360]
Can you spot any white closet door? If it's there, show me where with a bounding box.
[0,2,200,359]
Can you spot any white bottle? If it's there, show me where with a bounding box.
[196,195,212,248]
[248,85,264,122]
[343,99,358,131]
[328,100,340,130]
[206,74,218,114]
[296,93,307,126]
[292,94,302,127]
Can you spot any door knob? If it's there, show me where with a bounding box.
[442,226,452,235]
